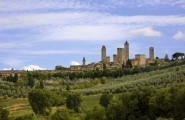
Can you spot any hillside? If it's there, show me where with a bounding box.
[0,61,185,119]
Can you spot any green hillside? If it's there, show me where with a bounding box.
[0,61,185,120]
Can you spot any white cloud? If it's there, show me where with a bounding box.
[107,0,185,8]
[0,0,185,13]
[44,25,127,41]
[99,15,185,26]
[70,61,80,66]
[0,41,31,50]
[0,9,185,42]
[22,65,46,71]
[3,68,13,70]
[129,27,162,37]
[0,0,90,12]
[18,50,99,55]
[1,12,185,30]
[173,31,185,40]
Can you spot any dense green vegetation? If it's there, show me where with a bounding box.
[105,85,185,120]
[0,59,185,119]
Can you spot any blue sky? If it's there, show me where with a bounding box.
[0,0,185,70]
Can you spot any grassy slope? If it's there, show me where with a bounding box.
[75,65,185,94]
[3,64,185,119]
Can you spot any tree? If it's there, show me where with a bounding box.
[27,73,34,88]
[39,80,44,89]
[0,99,9,120]
[172,52,185,60]
[164,54,169,62]
[126,59,132,68]
[51,108,70,120]
[85,105,105,120]
[0,108,9,120]
[99,93,112,108]
[106,100,124,120]
[66,93,82,112]
[28,89,52,115]
[13,73,18,83]
[66,84,70,91]
[173,87,185,120]
[154,60,159,66]
[103,63,106,70]
[122,62,126,69]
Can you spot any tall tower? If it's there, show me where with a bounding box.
[101,45,106,63]
[149,47,154,60]
[117,48,123,64]
[82,57,86,66]
[113,54,118,64]
[124,41,129,62]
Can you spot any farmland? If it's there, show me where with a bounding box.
[0,60,185,120]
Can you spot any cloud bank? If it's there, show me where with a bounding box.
[173,31,185,40]
[129,27,162,37]
[22,65,46,71]
[70,61,80,66]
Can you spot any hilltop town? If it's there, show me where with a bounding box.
[69,41,155,71]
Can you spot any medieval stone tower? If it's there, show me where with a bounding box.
[82,57,86,66]
[117,48,123,64]
[124,41,129,62]
[101,45,106,63]
[149,47,154,60]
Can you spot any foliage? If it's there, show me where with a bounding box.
[51,60,185,80]
[106,100,123,120]
[28,89,52,115]
[164,54,169,62]
[99,93,112,108]
[39,80,44,89]
[51,108,70,120]
[149,86,185,120]
[27,73,34,88]
[15,113,34,120]
[103,63,106,70]
[0,108,9,120]
[66,84,70,91]
[126,59,132,68]
[105,85,185,120]
[66,93,82,112]
[172,52,185,60]
[85,105,105,120]
[0,80,29,98]
[4,73,18,83]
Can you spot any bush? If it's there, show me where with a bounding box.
[15,113,34,120]
[0,108,9,120]
[51,108,70,120]
[66,93,82,112]
[85,105,105,120]
[99,93,112,108]
[28,89,52,115]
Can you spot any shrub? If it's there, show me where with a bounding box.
[85,105,105,120]
[28,89,52,115]
[15,113,34,120]
[66,93,82,112]
[0,108,9,120]
[99,93,112,108]
[51,108,70,120]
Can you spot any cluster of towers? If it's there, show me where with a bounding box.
[70,41,155,71]
[101,41,155,66]
[101,41,130,65]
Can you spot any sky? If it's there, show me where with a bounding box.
[0,0,185,70]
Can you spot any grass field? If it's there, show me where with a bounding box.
[1,62,185,119]
[3,94,101,119]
